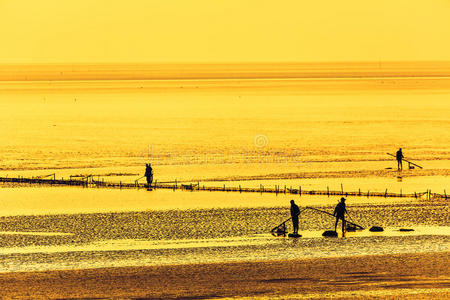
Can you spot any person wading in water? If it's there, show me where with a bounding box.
[145,163,153,188]
[333,197,348,236]
[396,148,404,171]
[290,200,300,235]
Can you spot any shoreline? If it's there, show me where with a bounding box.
[1,251,448,299]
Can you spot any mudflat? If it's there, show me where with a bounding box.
[1,252,448,299]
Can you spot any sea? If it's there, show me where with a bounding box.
[0,66,449,272]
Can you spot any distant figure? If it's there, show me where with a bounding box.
[333,197,347,236]
[396,148,404,171]
[290,200,300,235]
[145,163,153,187]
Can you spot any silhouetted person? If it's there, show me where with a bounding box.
[396,148,404,171]
[290,200,300,234]
[145,163,153,187]
[333,197,347,236]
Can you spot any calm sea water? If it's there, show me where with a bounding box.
[1,78,450,170]
[0,76,449,272]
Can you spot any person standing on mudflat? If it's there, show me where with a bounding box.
[290,200,300,235]
[396,148,404,171]
[145,163,153,187]
[333,197,347,236]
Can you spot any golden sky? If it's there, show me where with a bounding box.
[0,0,449,63]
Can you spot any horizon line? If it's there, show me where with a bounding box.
[1,61,449,82]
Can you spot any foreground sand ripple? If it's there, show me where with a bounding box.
[0,252,448,299]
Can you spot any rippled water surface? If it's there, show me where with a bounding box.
[0,191,448,272]
[0,76,449,273]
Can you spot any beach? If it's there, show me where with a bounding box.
[0,63,449,299]
[1,252,448,299]
[1,1,450,298]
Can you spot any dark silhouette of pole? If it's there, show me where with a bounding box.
[305,206,364,229]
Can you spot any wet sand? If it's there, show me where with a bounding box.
[0,252,448,299]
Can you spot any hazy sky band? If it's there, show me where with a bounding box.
[0,1,449,63]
